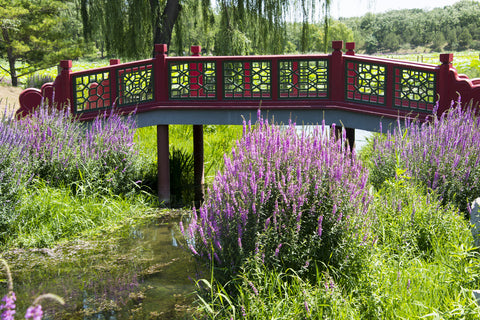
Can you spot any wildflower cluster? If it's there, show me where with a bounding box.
[369,100,480,213]
[0,105,140,195]
[17,106,139,195]
[0,105,142,242]
[185,112,371,279]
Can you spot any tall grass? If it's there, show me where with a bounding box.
[0,104,153,247]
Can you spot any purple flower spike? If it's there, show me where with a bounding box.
[183,111,371,275]
[25,305,43,320]
[0,292,16,320]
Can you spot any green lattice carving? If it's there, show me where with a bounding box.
[117,63,154,106]
[346,60,386,105]
[73,72,111,112]
[394,68,436,111]
[223,61,271,99]
[169,61,216,99]
[279,59,328,99]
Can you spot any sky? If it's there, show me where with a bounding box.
[330,0,465,18]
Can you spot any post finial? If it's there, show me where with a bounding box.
[191,45,202,56]
[440,53,453,65]
[332,40,344,51]
[346,42,355,55]
[155,44,168,55]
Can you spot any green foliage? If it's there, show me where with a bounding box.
[6,181,154,248]
[0,0,86,86]
[170,147,195,207]
[343,0,480,54]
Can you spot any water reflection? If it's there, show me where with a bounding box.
[0,214,199,319]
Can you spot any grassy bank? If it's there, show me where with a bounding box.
[188,104,480,319]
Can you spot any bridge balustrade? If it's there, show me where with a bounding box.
[17,41,480,123]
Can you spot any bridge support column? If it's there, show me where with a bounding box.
[193,125,205,206]
[157,125,170,205]
[334,126,355,151]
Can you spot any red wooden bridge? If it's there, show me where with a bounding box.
[17,41,480,204]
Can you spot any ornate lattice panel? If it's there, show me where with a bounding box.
[345,60,386,105]
[393,68,436,112]
[117,63,154,106]
[169,61,216,99]
[73,72,111,112]
[223,61,271,99]
[279,59,328,99]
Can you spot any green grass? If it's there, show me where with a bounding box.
[4,181,156,248]
[385,51,480,78]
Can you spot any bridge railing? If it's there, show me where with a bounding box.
[17,41,480,120]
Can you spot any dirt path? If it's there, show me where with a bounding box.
[0,85,22,114]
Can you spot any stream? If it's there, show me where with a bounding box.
[0,212,202,319]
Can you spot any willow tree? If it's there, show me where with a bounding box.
[81,0,185,58]
[214,0,332,55]
[81,0,333,58]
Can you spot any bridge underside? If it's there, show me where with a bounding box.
[134,106,404,131]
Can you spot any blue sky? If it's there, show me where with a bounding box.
[330,0,464,18]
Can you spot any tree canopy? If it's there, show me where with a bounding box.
[81,0,332,58]
[0,0,85,86]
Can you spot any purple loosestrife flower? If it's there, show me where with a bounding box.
[304,300,310,315]
[184,111,371,277]
[370,100,480,213]
[248,281,259,296]
[25,305,42,320]
[274,243,282,257]
[0,292,16,320]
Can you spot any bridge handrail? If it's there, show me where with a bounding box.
[16,41,480,121]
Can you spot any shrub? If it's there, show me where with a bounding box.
[17,106,140,195]
[0,104,146,245]
[170,147,195,207]
[368,100,480,214]
[23,74,55,89]
[0,113,29,236]
[184,112,371,281]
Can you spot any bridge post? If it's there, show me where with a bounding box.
[191,45,205,206]
[330,40,344,101]
[155,44,170,205]
[157,124,170,205]
[154,44,168,102]
[54,60,72,112]
[438,53,454,114]
[109,59,120,106]
[330,41,355,149]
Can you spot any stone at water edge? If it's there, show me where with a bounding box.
[470,198,480,247]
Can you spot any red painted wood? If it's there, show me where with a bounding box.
[109,59,120,107]
[330,40,344,102]
[154,44,168,102]
[17,41,480,121]
[54,60,72,112]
